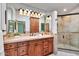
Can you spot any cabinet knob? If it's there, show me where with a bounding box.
[45,50,48,53]
[9,45,12,47]
[15,49,17,51]
[63,35,64,39]
[22,50,25,52]
[35,43,38,46]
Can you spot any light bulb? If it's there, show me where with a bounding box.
[19,8,23,15]
[24,10,27,15]
[63,9,67,11]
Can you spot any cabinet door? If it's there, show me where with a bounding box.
[18,46,28,56]
[28,41,35,56]
[43,39,49,48]
[5,48,17,56]
[43,48,49,56]
[34,41,43,56]
[48,38,53,53]
[43,39,49,55]
[4,43,17,50]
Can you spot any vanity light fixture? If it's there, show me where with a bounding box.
[18,8,45,18]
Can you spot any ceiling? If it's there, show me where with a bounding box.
[24,3,79,15]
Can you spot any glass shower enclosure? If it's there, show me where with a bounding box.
[57,14,79,51]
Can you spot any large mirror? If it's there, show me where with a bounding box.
[6,7,51,34]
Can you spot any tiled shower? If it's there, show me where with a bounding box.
[57,14,79,51]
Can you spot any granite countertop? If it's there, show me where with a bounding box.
[4,34,53,44]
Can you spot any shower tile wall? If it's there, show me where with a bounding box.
[58,15,79,51]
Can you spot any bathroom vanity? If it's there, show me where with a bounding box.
[4,34,54,56]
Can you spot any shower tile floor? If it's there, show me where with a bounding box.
[49,43,79,56]
[58,44,79,51]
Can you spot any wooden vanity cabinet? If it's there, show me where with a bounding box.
[43,39,49,55]
[5,48,17,56]
[18,46,28,56]
[48,38,53,53]
[4,43,17,50]
[4,43,18,56]
[4,37,53,56]
[17,41,28,56]
[34,40,43,56]
[28,40,36,56]
[28,40,43,56]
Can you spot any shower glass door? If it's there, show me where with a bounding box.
[58,14,79,51]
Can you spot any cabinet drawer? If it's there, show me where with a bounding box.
[49,39,53,42]
[29,40,36,45]
[36,40,43,45]
[4,43,17,50]
[43,40,49,48]
[44,46,49,49]
[5,48,17,56]
[18,46,28,56]
[43,48,49,55]
[18,41,28,47]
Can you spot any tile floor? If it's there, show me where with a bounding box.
[49,50,78,56]
[58,44,79,51]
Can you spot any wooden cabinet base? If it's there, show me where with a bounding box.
[4,37,53,56]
